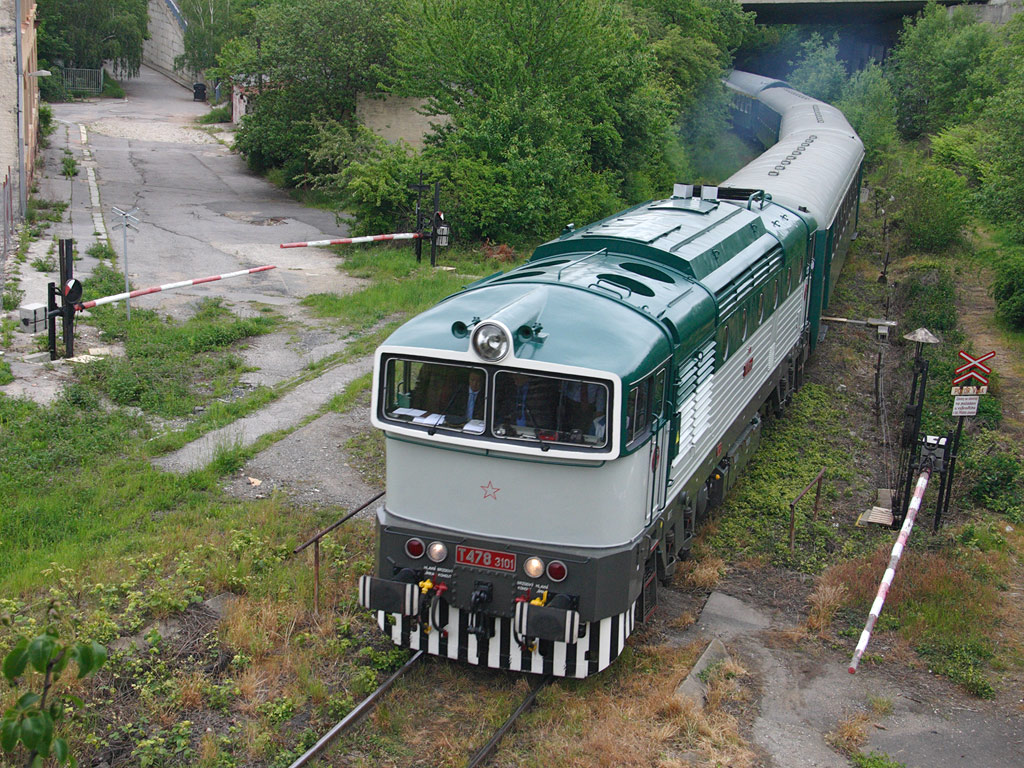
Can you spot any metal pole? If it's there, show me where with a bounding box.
[123,223,130,320]
[47,282,57,360]
[313,540,320,616]
[15,0,25,218]
[430,182,440,267]
[111,206,140,320]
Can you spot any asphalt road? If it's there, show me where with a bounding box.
[43,65,358,321]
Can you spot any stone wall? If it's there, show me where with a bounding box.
[356,94,447,151]
[143,0,190,89]
[0,0,19,187]
[965,0,1023,25]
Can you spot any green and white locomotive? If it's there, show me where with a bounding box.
[358,71,864,678]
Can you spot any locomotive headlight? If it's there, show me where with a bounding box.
[427,541,448,563]
[524,557,545,579]
[471,322,510,361]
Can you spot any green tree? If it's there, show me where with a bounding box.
[349,0,680,242]
[785,32,847,104]
[975,14,1024,241]
[837,62,897,165]
[887,2,997,139]
[175,0,241,80]
[225,0,394,178]
[37,0,149,76]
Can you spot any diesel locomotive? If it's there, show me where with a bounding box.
[358,71,865,678]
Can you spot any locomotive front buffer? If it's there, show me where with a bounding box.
[359,570,582,648]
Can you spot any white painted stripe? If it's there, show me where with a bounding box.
[576,631,590,678]
[530,646,544,674]
[553,639,567,676]
[467,629,479,665]
[488,618,501,668]
[598,617,612,670]
[447,607,460,660]
[509,641,522,672]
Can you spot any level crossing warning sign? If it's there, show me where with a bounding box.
[951,350,994,415]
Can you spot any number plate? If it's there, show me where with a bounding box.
[456,546,516,572]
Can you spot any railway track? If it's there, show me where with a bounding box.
[286,652,552,768]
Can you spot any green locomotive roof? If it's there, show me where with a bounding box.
[381,193,808,382]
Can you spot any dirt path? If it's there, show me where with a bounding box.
[959,276,1024,438]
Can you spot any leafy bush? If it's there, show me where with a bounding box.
[991,251,1024,328]
[890,155,970,252]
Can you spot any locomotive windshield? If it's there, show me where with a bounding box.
[380,357,610,449]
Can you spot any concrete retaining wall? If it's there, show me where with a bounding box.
[143,0,190,89]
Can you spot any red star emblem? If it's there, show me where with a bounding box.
[481,481,500,500]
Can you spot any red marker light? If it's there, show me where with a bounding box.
[547,561,567,582]
[405,538,425,559]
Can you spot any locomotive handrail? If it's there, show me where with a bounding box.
[588,277,626,300]
[556,248,607,281]
[294,491,385,554]
[745,190,772,211]
[294,490,385,615]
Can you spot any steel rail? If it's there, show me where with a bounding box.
[287,651,424,768]
[464,674,553,768]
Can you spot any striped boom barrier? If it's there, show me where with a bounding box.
[75,265,277,311]
[280,232,423,248]
[849,467,932,674]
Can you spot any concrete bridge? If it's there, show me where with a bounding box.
[741,0,1017,26]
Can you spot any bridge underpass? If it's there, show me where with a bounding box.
[739,0,986,26]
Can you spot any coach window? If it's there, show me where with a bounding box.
[787,266,794,292]
[741,308,748,341]
[772,279,779,309]
[758,292,765,323]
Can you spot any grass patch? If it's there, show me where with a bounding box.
[73,267,276,418]
[707,383,868,572]
[26,197,68,225]
[197,104,231,124]
[86,241,117,262]
[100,71,125,99]
[825,544,1000,697]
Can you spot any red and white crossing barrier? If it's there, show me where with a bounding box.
[75,265,276,311]
[280,232,423,248]
[849,467,932,674]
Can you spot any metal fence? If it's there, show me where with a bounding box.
[62,68,104,94]
[1,167,14,266]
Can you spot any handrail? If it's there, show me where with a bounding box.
[294,490,384,615]
[294,491,384,554]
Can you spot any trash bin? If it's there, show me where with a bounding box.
[192,82,207,102]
